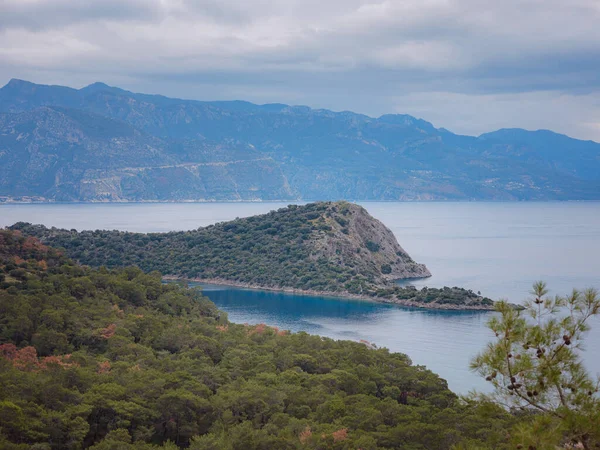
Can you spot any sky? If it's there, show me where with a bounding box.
[1,0,600,141]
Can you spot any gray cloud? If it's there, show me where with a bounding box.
[0,0,164,30]
[0,0,599,140]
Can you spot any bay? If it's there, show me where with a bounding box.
[1,201,599,393]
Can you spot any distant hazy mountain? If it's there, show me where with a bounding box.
[1,78,599,202]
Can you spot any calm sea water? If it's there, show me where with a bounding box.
[1,201,599,393]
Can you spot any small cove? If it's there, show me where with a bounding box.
[196,282,495,393]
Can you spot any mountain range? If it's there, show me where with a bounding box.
[1,78,599,202]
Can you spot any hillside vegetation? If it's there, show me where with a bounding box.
[0,229,518,449]
[10,202,494,310]
[2,79,600,202]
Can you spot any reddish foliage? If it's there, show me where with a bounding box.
[271,326,290,336]
[22,236,49,254]
[97,360,112,374]
[39,354,77,369]
[0,343,18,360]
[332,428,348,442]
[13,256,25,265]
[0,344,77,371]
[1,344,37,367]
[11,346,39,370]
[216,324,229,332]
[100,324,117,339]
[0,230,63,268]
[248,323,268,336]
[299,426,312,444]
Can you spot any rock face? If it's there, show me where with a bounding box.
[308,202,431,284]
[2,79,600,202]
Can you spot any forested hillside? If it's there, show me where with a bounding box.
[0,229,519,449]
[10,202,495,310]
[1,79,600,202]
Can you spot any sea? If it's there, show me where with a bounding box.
[1,201,599,394]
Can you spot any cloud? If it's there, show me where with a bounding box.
[0,0,164,30]
[0,0,599,140]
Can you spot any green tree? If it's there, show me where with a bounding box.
[156,389,211,446]
[471,282,600,449]
[0,228,520,449]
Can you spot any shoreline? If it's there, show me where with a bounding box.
[163,275,496,311]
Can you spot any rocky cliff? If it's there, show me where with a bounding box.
[308,202,431,284]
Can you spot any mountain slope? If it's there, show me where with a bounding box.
[1,79,599,201]
[0,106,296,201]
[0,228,519,449]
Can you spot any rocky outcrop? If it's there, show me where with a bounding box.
[308,202,431,284]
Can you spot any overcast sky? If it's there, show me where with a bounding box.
[1,0,599,141]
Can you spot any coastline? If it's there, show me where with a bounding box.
[163,275,496,311]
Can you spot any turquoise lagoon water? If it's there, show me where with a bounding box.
[1,201,599,393]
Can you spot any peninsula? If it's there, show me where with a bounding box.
[10,202,494,310]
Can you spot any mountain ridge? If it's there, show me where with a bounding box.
[5,78,600,145]
[1,79,599,202]
[7,78,597,143]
